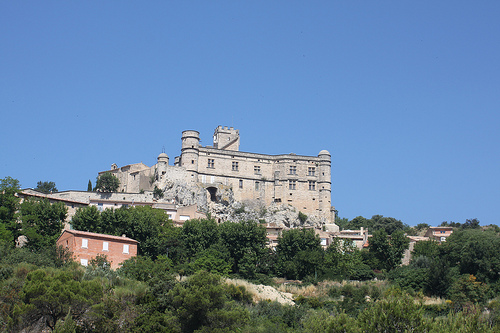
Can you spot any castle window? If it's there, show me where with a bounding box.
[289,180,296,190]
[274,198,281,203]
[308,167,316,176]
[255,181,260,190]
[103,241,109,251]
[192,160,194,164]
[123,244,129,254]
[207,159,215,168]
[232,162,239,171]
[82,239,88,249]
[308,181,316,190]
[254,166,261,174]
[239,179,243,189]
[289,166,297,175]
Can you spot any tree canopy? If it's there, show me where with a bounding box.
[276,228,323,280]
[369,229,410,271]
[343,215,409,235]
[94,172,120,192]
[0,177,21,244]
[20,198,67,251]
[35,181,58,194]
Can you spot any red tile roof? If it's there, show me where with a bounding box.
[58,229,139,243]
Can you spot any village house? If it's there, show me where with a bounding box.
[424,226,454,242]
[264,222,285,249]
[56,229,138,270]
[20,189,205,227]
[331,228,370,250]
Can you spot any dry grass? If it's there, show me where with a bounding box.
[275,279,391,298]
[422,296,446,305]
[224,278,295,305]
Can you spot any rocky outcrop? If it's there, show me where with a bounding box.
[158,180,208,210]
[157,178,330,228]
[208,199,328,228]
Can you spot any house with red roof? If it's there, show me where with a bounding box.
[57,229,138,269]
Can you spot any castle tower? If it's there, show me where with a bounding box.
[181,130,200,181]
[317,150,332,219]
[213,126,240,151]
[156,153,169,181]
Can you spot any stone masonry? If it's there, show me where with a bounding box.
[99,126,335,222]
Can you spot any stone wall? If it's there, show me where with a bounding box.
[95,126,335,224]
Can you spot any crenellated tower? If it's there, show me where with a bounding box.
[213,126,240,151]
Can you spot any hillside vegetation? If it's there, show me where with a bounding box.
[2,177,500,332]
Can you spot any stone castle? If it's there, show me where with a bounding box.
[100,126,335,222]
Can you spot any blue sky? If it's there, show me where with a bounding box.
[1,1,499,226]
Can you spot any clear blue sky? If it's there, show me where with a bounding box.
[1,1,499,226]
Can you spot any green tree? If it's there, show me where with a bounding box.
[412,239,439,259]
[0,177,21,243]
[441,229,500,284]
[190,247,232,276]
[94,172,120,192]
[72,206,172,258]
[369,229,409,271]
[35,181,58,194]
[20,269,103,331]
[335,216,350,231]
[357,289,431,332]
[87,180,92,192]
[124,206,171,258]
[0,223,12,243]
[298,211,308,223]
[20,198,67,251]
[461,218,481,230]
[344,215,408,235]
[276,228,323,280]
[219,220,268,278]
[344,216,370,230]
[323,238,370,280]
[371,215,407,234]
[71,206,101,232]
[181,219,220,259]
[415,223,430,231]
[168,271,249,332]
[53,309,77,333]
[153,185,164,199]
[448,274,489,307]
[425,257,456,297]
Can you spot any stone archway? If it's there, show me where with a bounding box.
[206,187,218,202]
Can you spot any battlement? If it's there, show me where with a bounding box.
[213,125,240,151]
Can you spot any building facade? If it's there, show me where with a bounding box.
[100,126,335,222]
[424,227,453,242]
[20,189,205,227]
[56,229,138,269]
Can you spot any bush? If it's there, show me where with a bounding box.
[388,265,428,292]
[349,263,375,281]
